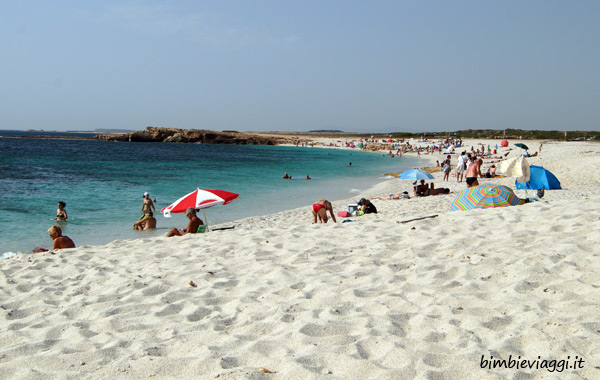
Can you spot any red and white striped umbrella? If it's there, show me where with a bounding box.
[161,188,239,218]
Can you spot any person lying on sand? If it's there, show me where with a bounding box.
[33,225,75,253]
[133,211,157,230]
[311,199,337,224]
[416,183,450,196]
[166,207,203,237]
[428,186,450,195]
[371,191,410,200]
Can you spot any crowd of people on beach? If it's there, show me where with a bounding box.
[37,136,536,253]
[308,137,538,222]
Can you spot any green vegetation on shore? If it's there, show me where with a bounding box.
[278,129,599,141]
[395,129,599,140]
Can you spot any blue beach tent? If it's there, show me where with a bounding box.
[515,165,561,190]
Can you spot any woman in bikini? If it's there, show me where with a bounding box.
[55,201,68,221]
[141,192,156,218]
[311,199,337,224]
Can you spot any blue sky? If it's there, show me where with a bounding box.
[1,1,599,132]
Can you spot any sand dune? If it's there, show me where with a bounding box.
[1,140,598,379]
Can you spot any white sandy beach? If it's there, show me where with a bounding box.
[1,139,599,379]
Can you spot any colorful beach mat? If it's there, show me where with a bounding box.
[450,185,525,211]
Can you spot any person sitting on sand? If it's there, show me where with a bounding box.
[414,180,429,196]
[358,198,377,214]
[311,199,337,224]
[371,191,410,200]
[166,207,203,237]
[33,225,75,253]
[55,201,68,221]
[133,211,157,230]
[485,165,498,178]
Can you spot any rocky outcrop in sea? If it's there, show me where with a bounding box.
[92,127,290,145]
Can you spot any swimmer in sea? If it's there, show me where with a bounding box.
[311,199,337,224]
[55,201,68,221]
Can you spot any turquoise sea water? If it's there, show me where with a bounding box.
[0,132,419,257]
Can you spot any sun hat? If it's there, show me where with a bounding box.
[143,192,149,196]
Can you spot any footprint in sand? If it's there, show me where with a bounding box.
[155,303,184,317]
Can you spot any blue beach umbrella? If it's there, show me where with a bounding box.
[398,169,434,181]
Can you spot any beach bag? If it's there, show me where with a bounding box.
[337,211,351,217]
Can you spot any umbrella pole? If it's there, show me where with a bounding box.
[202,209,209,232]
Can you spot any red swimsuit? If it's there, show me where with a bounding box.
[312,203,325,213]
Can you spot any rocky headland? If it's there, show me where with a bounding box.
[92,127,293,145]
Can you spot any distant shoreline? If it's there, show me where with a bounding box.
[2,127,599,143]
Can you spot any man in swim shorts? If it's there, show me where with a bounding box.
[166,207,203,237]
[311,200,337,224]
[465,158,483,188]
[133,211,157,230]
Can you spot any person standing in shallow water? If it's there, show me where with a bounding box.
[141,192,156,218]
[55,201,68,221]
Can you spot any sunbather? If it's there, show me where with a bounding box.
[33,225,75,253]
[166,207,203,237]
[428,186,450,195]
[371,191,410,200]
